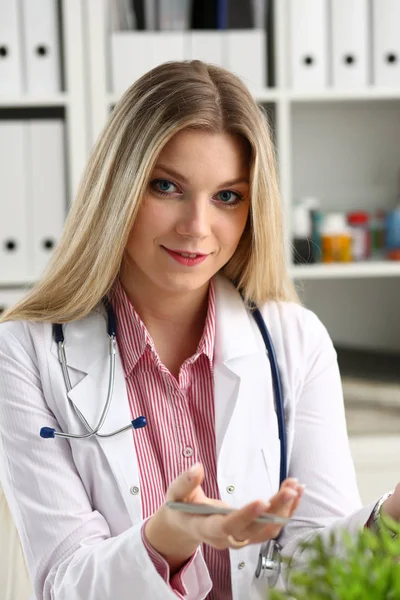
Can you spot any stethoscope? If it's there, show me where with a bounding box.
[40,296,287,587]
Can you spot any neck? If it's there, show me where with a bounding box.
[118,271,210,344]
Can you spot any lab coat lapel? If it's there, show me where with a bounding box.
[50,306,142,523]
[213,275,260,457]
[213,276,281,498]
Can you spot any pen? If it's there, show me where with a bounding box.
[165,501,290,525]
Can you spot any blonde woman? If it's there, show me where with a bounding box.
[0,61,397,600]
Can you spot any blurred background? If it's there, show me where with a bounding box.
[0,0,399,506]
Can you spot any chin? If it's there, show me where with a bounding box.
[156,271,214,295]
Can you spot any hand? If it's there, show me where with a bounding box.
[145,462,304,573]
[381,483,400,521]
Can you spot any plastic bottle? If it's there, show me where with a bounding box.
[302,196,323,262]
[292,201,315,264]
[320,213,352,263]
[371,210,386,257]
[347,211,370,261]
[386,206,400,260]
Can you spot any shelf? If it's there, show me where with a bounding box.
[0,277,36,287]
[288,88,400,103]
[291,261,400,279]
[0,93,69,108]
[254,89,282,102]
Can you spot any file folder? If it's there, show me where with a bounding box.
[289,0,329,89]
[0,0,24,94]
[21,0,61,93]
[27,120,66,279]
[0,122,29,283]
[372,0,400,86]
[331,0,369,88]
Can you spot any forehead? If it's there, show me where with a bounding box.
[155,129,250,175]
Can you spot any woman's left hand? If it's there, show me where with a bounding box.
[381,483,400,521]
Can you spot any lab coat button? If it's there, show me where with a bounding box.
[183,446,194,457]
[238,561,246,570]
[227,485,235,494]
[130,486,139,495]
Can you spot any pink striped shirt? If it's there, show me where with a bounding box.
[111,278,231,599]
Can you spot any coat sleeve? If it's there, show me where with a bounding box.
[0,323,212,600]
[275,308,378,566]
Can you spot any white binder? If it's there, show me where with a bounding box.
[0,122,29,283]
[0,0,24,94]
[289,0,329,89]
[372,0,400,86]
[21,0,61,93]
[111,31,185,94]
[331,0,369,88]
[27,120,66,279]
[188,32,224,67]
[225,29,266,90]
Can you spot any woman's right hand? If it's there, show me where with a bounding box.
[144,462,304,573]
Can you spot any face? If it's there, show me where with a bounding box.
[122,129,251,301]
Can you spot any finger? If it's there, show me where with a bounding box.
[219,500,271,539]
[252,487,301,541]
[225,500,272,542]
[165,462,205,503]
[287,484,305,515]
[280,477,301,492]
[248,484,304,543]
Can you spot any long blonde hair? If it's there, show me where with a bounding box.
[1,60,298,324]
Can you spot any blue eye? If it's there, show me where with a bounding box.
[151,179,178,195]
[216,190,243,205]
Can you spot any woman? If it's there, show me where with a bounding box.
[0,60,398,600]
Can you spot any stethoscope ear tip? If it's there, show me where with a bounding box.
[40,427,56,439]
[131,416,147,430]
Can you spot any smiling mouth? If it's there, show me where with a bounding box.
[162,247,210,266]
[163,247,208,258]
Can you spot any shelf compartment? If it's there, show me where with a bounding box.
[0,94,69,108]
[291,261,400,279]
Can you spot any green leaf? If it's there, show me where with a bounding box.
[269,525,400,600]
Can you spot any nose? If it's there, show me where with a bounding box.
[175,196,212,239]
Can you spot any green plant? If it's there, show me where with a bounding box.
[270,515,400,600]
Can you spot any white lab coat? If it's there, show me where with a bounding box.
[0,275,376,600]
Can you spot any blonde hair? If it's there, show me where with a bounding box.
[1,60,298,324]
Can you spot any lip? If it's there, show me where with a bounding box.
[162,246,209,267]
[165,248,208,257]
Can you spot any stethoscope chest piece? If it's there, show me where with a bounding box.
[255,539,282,588]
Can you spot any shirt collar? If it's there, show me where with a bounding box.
[110,278,216,377]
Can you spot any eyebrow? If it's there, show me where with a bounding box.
[154,164,249,188]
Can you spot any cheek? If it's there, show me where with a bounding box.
[222,209,250,249]
[129,198,170,242]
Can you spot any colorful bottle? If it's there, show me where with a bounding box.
[320,213,352,263]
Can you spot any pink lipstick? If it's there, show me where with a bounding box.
[163,247,208,267]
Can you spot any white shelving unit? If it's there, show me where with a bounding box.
[0,0,88,312]
[78,0,400,350]
[0,1,88,199]
[83,0,400,278]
